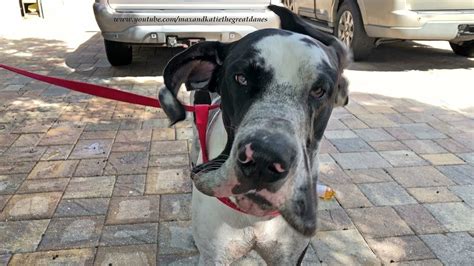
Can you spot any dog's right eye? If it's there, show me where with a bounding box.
[234,74,248,86]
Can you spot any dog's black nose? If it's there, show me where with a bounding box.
[236,133,297,183]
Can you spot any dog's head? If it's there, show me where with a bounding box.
[159,5,350,236]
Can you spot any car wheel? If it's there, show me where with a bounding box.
[449,41,474,57]
[335,1,374,61]
[104,40,132,66]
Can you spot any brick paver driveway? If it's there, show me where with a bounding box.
[1,19,473,265]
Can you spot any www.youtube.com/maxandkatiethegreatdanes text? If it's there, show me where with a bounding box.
[113,16,269,24]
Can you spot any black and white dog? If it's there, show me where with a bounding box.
[159,5,350,265]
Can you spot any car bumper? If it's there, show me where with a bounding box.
[365,10,474,41]
[93,2,280,44]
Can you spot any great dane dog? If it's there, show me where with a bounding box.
[158,5,350,265]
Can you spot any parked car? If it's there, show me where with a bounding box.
[93,0,282,66]
[283,0,474,60]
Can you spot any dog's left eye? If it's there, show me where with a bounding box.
[310,87,325,98]
[234,74,248,86]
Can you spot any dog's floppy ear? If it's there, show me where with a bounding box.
[159,41,226,125]
[268,4,350,106]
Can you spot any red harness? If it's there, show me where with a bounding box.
[0,64,279,217]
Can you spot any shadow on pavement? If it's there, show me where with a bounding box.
[350,41,474,72]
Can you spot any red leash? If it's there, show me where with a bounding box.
[0,63,278,217]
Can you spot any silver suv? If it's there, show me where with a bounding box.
[284,0,474,60]
[93,0,282,66]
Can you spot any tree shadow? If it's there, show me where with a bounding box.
[350,41,474,72]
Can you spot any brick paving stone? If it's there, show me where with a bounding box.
[11,121,52,134]
[113,174,146,197]
[74,158,106,177]
[366,236,434,263]
[379,150,428,167]
[38,216,104,251]
[400,123,446,140]
[437,165,474,185]
[104,152,149,175]
[17,178,69,194]
[158,220,197,255]
[106,196,160,225]
[0,195,11,211]
[367,141,408,151]
[434,138,471,153]
[331,152,391,170]
[324,130,358,139]
[387,166,455,187]
[457,152,474,164]
[0,254,11,265]
[95,244,157,266]
[344,169,393,183]
[0,220,49,253]
[326,118,348,130]
[384,113,413,124]
[0,174,26,194]
[0,161,36,175]
[403,113,440,123]
[0,134,18,147]
[420,232,474,265]
[347,207,413,238]
[100,223,158,246]
[359,182,416,206]
[0,146,47,162]
[39,126,82,145]
[449,185,474,207]
[311,229,380,265]
[401,139,447,154]
[11,133,42,147]
[425,202,474,231]
[160,193,192,221]
[318,163,352,184]
[55,198,110,217]
[115,129,152,143]
[80,130,116,140]
[319,138,338,153]
[354,128,395,142]
[340,116,369,129]
[384,127,417,140]
[332,184,372,208]
[406,187,461,203]
[40,145,74,161]
[394,204,445,234]
[421,153,465,165]
[149,154,190,169]
[146,168,192,194]
[356,114,398,128]
[152,128,176,141]
[150,140,188,155]
[330,138,373,152]
[176,127,194,140]
[393,259,443,266]
[111,142,149,152]
[142,118,169,129]
[119,120,142,130]
[84,121,120,131]
[0,192,62,220]
[64,176,115,199]
[317,208,354,231]
[318,153,336,164]
[69,139,113,159]
[8,248,95,265]
[28,160,78,179]
[157,253,200,265]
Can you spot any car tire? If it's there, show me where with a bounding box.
[104,40,133,66]
[335,1,374,61]
[449,41,474,57]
